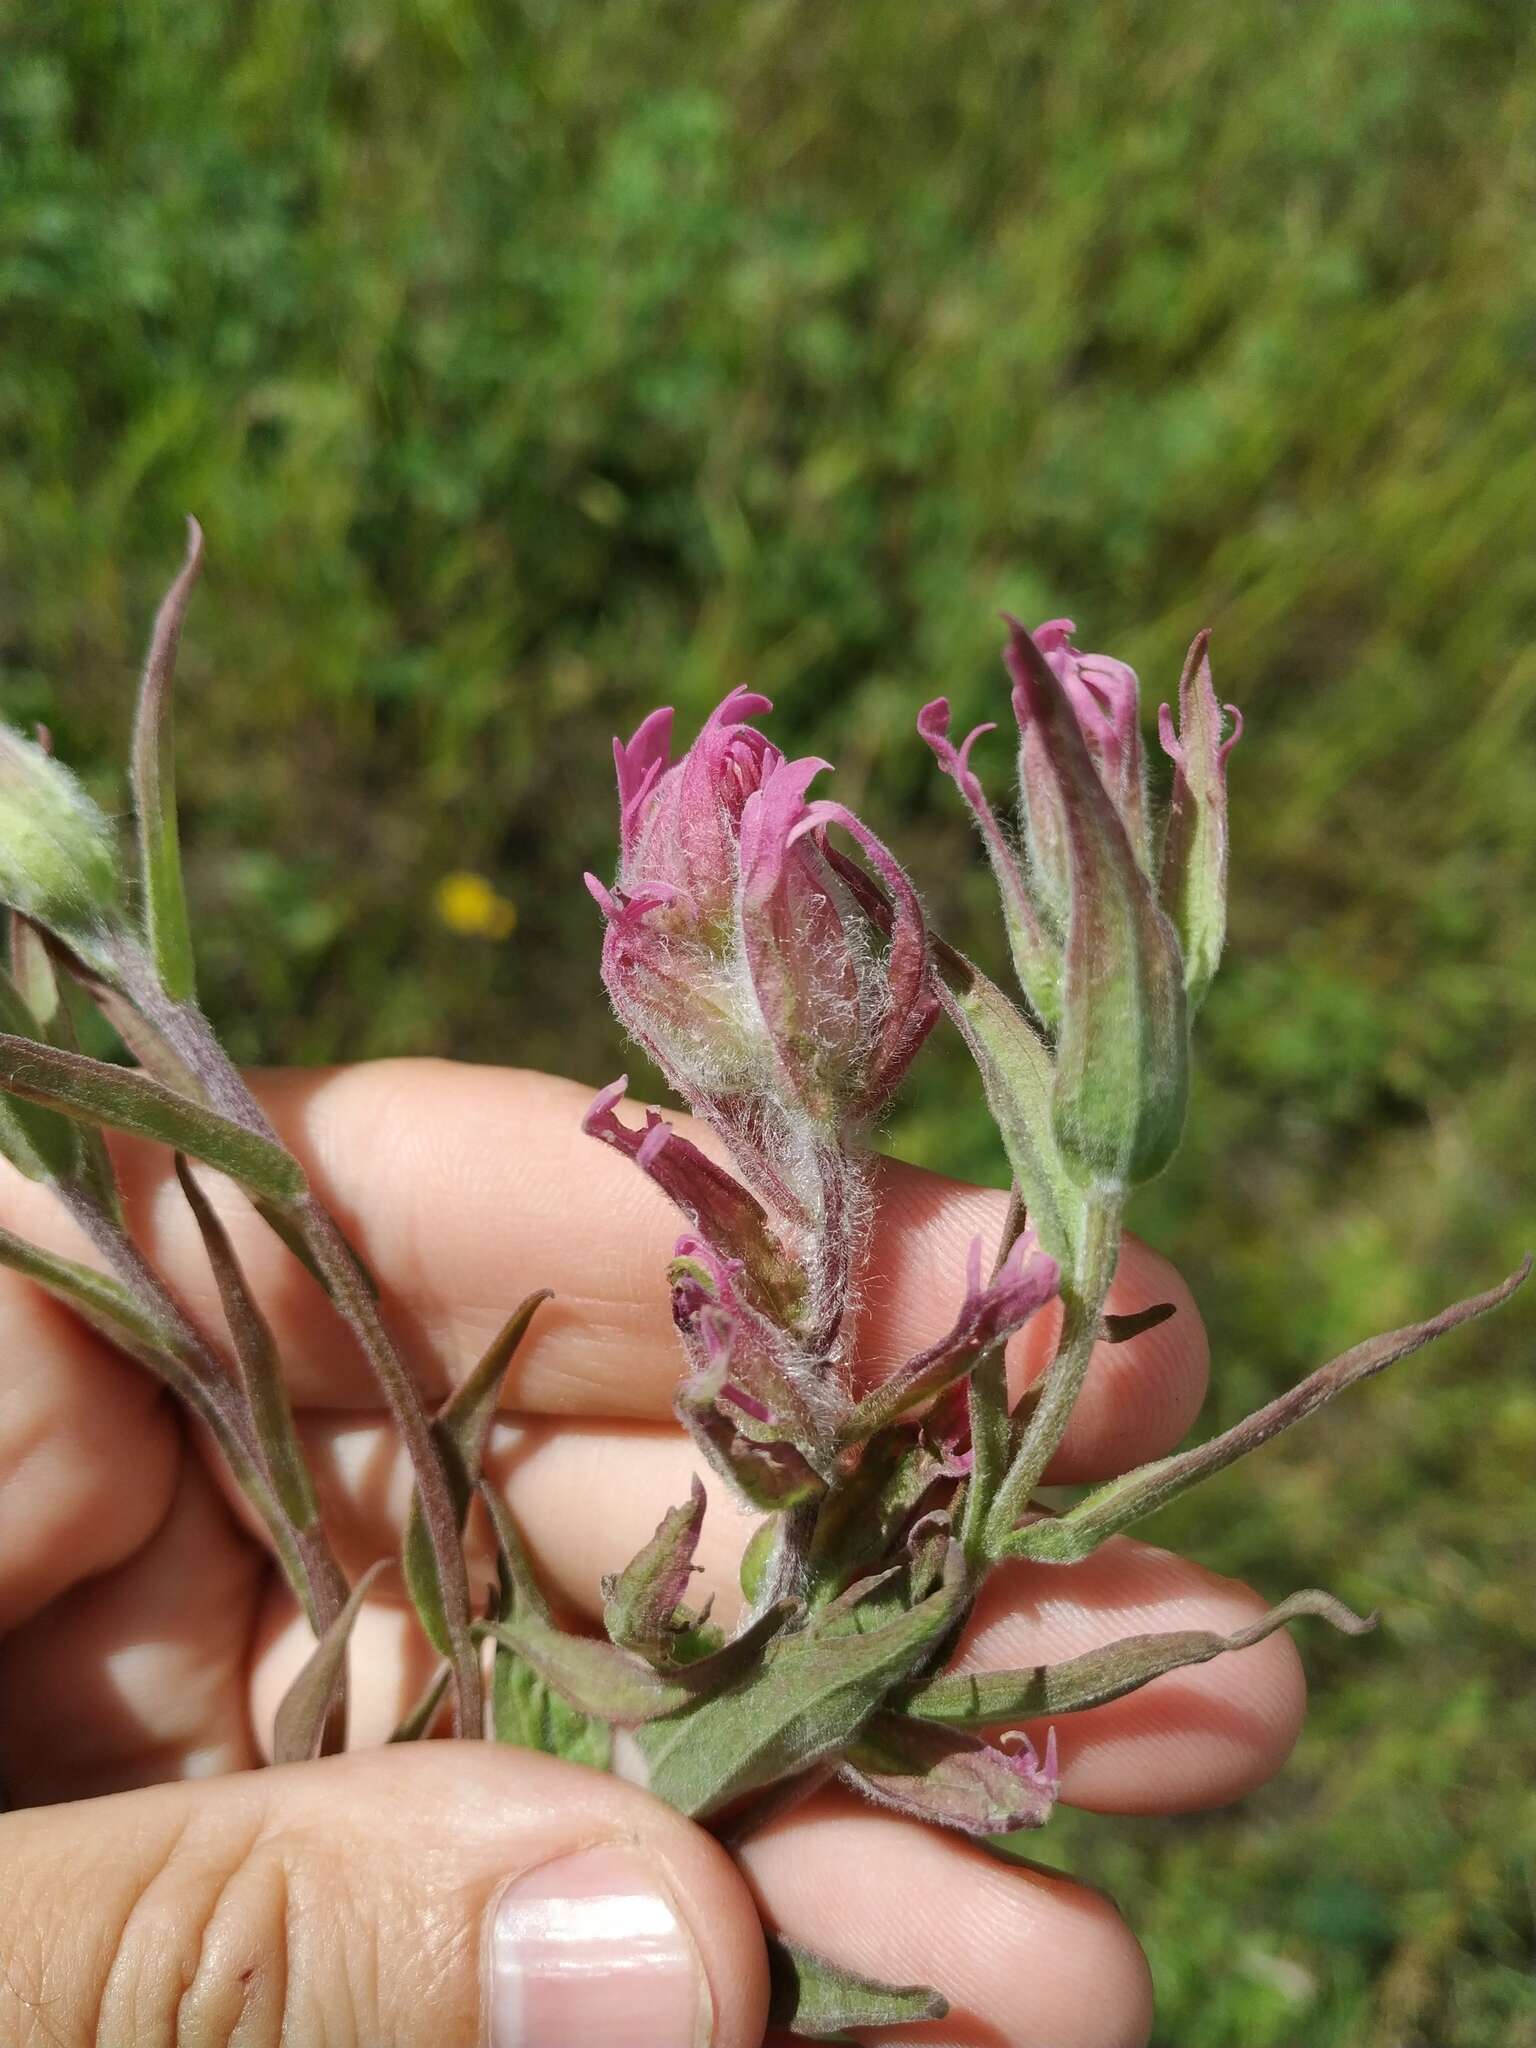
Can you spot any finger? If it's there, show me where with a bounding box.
[0,1440,265,1805]
[245,1419,1306,1816]
[0,1062,1208,1476]
[0,1259,181,1632]
[0,1741,768,2048]
[738,1785,1154,2048]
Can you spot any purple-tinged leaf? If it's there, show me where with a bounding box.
[386,1661,453,1743]
[919,696,1062,1027]
[1032,619,1151,869]
[479,1598,794,1727]
[1012,1260,1531,1562]
[272,1559,387,1765]
[175,1154,319,1531]
[131,517,202,1002]
[1158,629,1242,1012]
[636,1546,969,1816]
[785,795,940,1121]
[584,1080,804,1324]
[841,1714,1058,1835]
[767,1936,947,2042]
[675,1305,829,1511]
[403,1290,550,1657]
[602,1475,717,1662]
[839,1233,1059,1442]
[1006,618,1189,1190]
[901,1588,1373,1726]
[0,1222,188,1373]
[0,1035,306,1204]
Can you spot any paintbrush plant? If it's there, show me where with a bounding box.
[0,529,1525,2040]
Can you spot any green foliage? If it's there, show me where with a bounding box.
[3,2,1534,2036]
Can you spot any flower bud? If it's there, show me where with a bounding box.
[0,727,122,954]
[588,689,937,1170]
[1030,620,1150,871]
[1005,620,1188,1190]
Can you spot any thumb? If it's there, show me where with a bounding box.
[0,1741,769,2047]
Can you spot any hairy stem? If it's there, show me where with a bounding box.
[985,1189,1120,1551]
[59,1182,348,1656]
[99,936,481,1729]
[296,1198,484,1732]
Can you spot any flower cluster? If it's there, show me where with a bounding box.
[0,536,1522,2043]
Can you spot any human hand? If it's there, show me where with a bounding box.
[0,1061,1307,2047]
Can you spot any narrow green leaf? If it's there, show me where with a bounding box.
[636,1552,968,1818]
[403,1291,550,1656]
[175,1154,318,1529]
[767,1937,947,2042]
[479,1598,794,1726]
[0,1223,183,1364]
[933,941,1080,1269]
[0,969,80,1182]
[0,1034,305,1204]
[131,516,202,1002]
[387,1662,453,1743]
[900,1589,1374,1727]
[1012,1258,1532,1563]
[271,1559,386,1765]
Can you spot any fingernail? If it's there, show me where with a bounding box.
[486,1845,712,2047]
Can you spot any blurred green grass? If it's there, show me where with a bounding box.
[3,3,1534,2040]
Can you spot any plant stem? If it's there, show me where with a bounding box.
[985,1189,1121,1553]
[104,937,483,1734]
[297,1197,484,1732]
[58,1182,347,1635]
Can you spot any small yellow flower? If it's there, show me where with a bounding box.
[434,870,517,941]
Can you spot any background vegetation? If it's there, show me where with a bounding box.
[3,3,1533,2040]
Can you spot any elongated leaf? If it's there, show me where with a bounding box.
[0,1035,305,1203]
[132,516,202,1002]
[1014,1259,1532,1563]
[767,1937,947,2042]
[637,1553,968,1817]
[934,942,1080,1269]
[175,1154,318,1529]
[0,1223,187,1367]
[271,1559,384,1765]
[841,1714,1057,1835]
[403,1290,550,1656]
[480,1476,554,1622]
[387,1662,453,1743]
[479,1597,794,1726]
[901,1589,1373,1727]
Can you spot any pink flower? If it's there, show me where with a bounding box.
[588,688,938,1146]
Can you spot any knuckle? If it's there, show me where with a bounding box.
[89,1807,314,2048]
